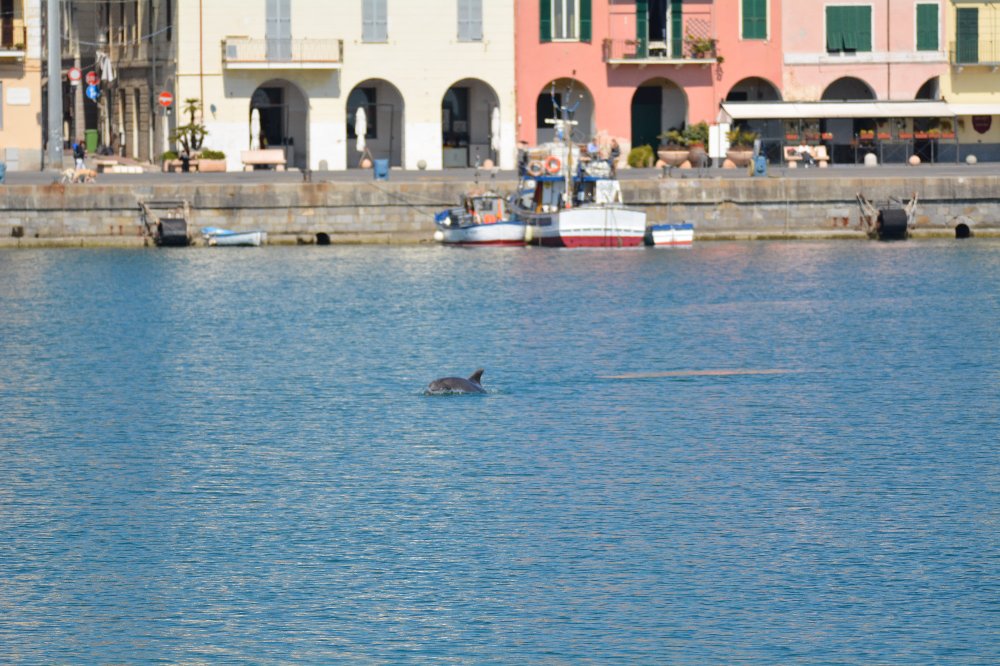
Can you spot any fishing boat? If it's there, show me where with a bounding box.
[433,191,526,246]
[510,110,645,248]
[201,227,267,247]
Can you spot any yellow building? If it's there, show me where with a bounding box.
[0,0,42,171]
[943,0,1000,159]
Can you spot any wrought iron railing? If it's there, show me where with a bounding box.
[223,37,343,66]
[949,39,1000,65]
[603,36,718,63]
[0,21,27,52]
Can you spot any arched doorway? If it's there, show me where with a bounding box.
[822,77,877,164]
[631,78,687,151]
[346,79,404,168]
[535,78,594,145]
[250,79,309,169]
[725,77,782,163]
[441,79,500,168]
[915,77,941,100]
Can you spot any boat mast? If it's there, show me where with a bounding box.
[545,82,579,209]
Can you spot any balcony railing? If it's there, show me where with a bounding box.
[603,36,719,65]
[949,40,1000,67]
[0,21,27,55]
[223,37,343,69]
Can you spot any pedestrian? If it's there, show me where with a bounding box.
[608,139,621,177]
[73,139,86,170]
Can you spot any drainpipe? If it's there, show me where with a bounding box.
[199,0,204,118]
[886,0,891,98]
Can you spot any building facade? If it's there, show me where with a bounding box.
[1,0,42,171]
[175,0,516,172]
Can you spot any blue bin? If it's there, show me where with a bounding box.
[373,159,389,180]
[0,162,6,184]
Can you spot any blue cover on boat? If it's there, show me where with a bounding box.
[433,211,450,224]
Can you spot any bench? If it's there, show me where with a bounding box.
[784,145,830,168]
[94,158,119,173]
[241,148,286,171]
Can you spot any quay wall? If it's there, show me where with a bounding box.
[2,175,999,247]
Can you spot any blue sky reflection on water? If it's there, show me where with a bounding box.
[0,241,998,664]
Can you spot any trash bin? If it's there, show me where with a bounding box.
[373,159,389,181]
[85,129,99,154]
[0,162,6,184]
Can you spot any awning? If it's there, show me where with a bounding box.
[720,101,955,122]
[948,103,1000,116]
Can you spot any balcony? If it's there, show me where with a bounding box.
[223,37,343,70]
[603,36,719,67]
[949,40,1000,69]
[0,20,27,59]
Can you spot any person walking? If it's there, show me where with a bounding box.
[73,139,86,170]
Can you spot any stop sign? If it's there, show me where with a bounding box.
[158,91,174,108]
[85,71,99,86]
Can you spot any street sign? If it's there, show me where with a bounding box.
[85,71,99,86]
[68,67,82,85]
[86,84,100,102]
[158,91,174,108]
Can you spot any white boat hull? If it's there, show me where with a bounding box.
[521,206,646,248]
[436,221,526,246]
[651,223,694,246]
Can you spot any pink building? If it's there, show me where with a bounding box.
[516,0,783,154]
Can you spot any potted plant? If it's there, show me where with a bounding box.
[657,129,689,167]
[687,35,716,59]
[627,145,655,168]
[683,121,710,163]
[161,149,179,172]
[197,149,227,172]
[169,98,208,158]
[726,128,757,167]
[821,132,834,140]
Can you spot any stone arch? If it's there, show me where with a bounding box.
[725,77,782,102]
[346,79,405,168]
[915,77,941,100]
[535,78,595,145]
[250,78,309,169]
[630,77,688,150]
[441,78,500,168]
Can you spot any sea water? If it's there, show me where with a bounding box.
[0,242,997,664]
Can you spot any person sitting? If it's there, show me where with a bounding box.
[608,139,621,177]
[796,143,817,168]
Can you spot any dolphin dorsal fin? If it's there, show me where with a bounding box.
[469,368,484,384]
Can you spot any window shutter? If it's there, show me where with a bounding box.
[363,0,375,42]
[471,0,483,41]
[458,0,470,41]
[376,0,388,42]
[856,6,871,52]
[742,0,766,40]
[540,0,551,42]
[670,0,683,58]
[916,4,938,51]
[635,0,648,58]
[956,8,979,63]
[826,6,842,52]
[580,0,591,42]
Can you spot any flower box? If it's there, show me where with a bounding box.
[915,132,928,139]
[899,132,913,139]
[941,132,956,139]
[877,133,891,140]
[821,132,833,140]
[785,134,799,141]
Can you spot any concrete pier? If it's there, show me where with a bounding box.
[1,171,998,247]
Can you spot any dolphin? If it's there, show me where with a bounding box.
[427,368,486,394]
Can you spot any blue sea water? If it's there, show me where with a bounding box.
[0,241,997,664]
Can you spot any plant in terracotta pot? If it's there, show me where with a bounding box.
[726,128,757,168]
[657,129,689,167]
[683,121,710,165]
[197,149,227,172]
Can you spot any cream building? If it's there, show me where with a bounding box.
[942,0,1000,160]
[175,0,515,172]
[1,0,42,171]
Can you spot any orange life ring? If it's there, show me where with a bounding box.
[526,160,544,177]
[482,214,497,224]
[545,156,562,174]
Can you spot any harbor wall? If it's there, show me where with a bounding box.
[2,175,999,247]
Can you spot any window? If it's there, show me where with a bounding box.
[916,4,938,51]
[458,0,482,42]
[955,7,978,64]
[540,0,591,43]
[266,0,291,60]
[826,5,872,53]
[636,1,682,58]
[363,0,388,43]
[742,0,767,40]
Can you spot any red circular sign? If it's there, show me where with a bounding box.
[158,91,174,108]
[85,71,99,86]
[68,67,82,83]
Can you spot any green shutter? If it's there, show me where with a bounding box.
[826,6,842,52]
[580,0,591,42]
[636,0,648,58]
[916,4,938,51]
[855,6,872,52]
[670,0,683,58]
[742,0,766,40]
[540,0,551,42]
[956,8,979,63]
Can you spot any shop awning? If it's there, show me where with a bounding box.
[947,103,1000,116]
[720,101,955,122]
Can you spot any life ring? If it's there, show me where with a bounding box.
[482,214,497,224]
[526,160,544,177]
[545,156,562,174]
